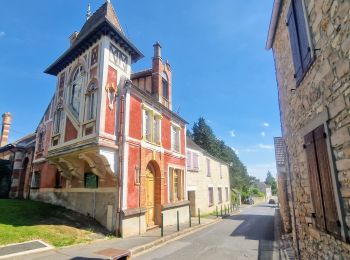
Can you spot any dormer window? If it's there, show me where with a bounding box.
[70,66,84,116]
[85,83,98,120]
[162,72,169,100]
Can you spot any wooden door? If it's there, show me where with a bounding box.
[145,168,155,227]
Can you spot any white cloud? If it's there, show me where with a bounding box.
[262,122,269,127]
[231,147,239,155]
[261,131,265,137]
[0,32,5,38]
[257,144,274,149]
[242,148,258,153]
[247,163,277,181]
[229,130,236,137]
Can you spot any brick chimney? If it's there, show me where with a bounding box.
[0,112,12,147]
[152,42,162,97]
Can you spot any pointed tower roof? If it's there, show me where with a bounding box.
[45,1,143,76]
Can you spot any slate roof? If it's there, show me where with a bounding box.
[186,136,229,166]
[45,1,143,75]
[0,133,36,153]
[131,68,153,80]
[75,2,124,43]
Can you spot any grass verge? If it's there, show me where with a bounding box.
[0,199,112,247]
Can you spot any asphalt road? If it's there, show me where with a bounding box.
[134,204,279,260]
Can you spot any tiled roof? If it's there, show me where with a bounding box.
[274,137,286,166]
[186,136,229,166]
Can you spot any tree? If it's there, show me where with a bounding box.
[265,171,277,195]
[191,117,251,192]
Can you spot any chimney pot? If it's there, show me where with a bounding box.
[153,41,162,58]
[1,112,12,147]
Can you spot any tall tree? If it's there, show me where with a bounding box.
[265,171,277,195]
[191,117,251,191]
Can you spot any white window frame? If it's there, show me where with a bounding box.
[142,105,162,145]
[171,123,181,153]
[69,66,85,117]
[85,83,98,121]
[207,158,211,177]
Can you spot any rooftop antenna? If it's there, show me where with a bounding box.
[86,3,92,20]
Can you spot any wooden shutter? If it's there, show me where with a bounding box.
[314,125,341,237]
[304,131,326,230]
[187,151,192,170]
[294,0,312,72]
[287,2,303,84]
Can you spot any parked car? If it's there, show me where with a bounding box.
[269,199,276,204]
[244,197,254,205]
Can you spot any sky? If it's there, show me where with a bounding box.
[0,0,280,181]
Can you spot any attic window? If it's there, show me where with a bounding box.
[162,72,169,100]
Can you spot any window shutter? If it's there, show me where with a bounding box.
[193,153,199,171]
[314,125,341,237]
[187,151,192,170]
[304,131,326,230]
[294,0,312,72]
[287,3,303,84]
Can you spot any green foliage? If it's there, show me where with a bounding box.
[265,171,277,195]
[0,199,107,247]
[191,117,254,197]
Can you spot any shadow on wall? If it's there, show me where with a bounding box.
[228,212,276,259]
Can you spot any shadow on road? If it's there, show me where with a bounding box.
[228,213,276,259]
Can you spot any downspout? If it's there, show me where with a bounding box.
[117,85,126,236]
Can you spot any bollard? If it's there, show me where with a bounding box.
[221,205,223,216]
[161,213,164,237]
[177,211,179,232]
[189,206,191,227]
[216,206,218,218]
[198,208,201,224]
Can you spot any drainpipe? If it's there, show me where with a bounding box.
[117,83,127,236]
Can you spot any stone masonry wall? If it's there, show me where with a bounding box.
[187,149,231,216]
[272,0,350,258]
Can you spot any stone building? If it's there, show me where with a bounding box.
[267,0,350,258]
[186,137,230,216]
[0,1,189,237]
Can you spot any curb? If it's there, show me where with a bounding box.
[131,209,243,256]
[130,218,222,256]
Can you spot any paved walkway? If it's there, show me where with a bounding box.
[7,212,226,260]
[134,204,279,260]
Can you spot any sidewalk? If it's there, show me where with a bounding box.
[7,213,233,260]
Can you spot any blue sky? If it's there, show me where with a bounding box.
[0,0,279,181]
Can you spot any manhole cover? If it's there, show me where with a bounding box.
[0,240,51,258]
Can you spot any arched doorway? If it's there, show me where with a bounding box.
[145,163,155,227]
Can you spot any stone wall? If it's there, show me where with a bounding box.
[187,149,231,216]
[272,0,350,258]
[30,188,117,232]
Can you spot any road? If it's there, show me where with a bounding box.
[134,204,279,260]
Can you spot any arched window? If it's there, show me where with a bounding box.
[162,72,169,100]
[70,66,84,116]
[53,108,62,134]
[85,83,98,120]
